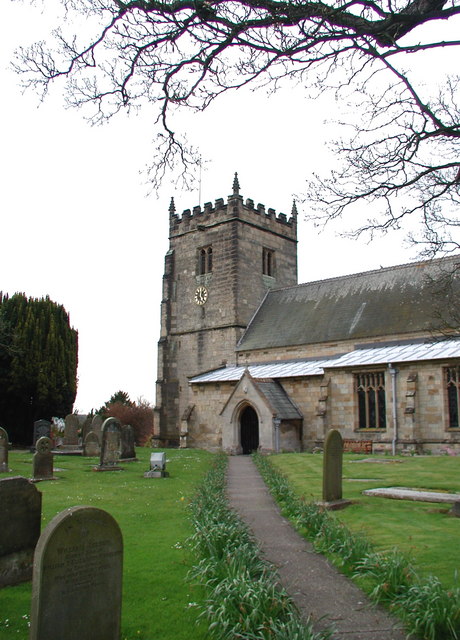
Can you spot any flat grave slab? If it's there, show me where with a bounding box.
[363,487,460,503]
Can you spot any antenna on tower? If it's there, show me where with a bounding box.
[198,156,202,207]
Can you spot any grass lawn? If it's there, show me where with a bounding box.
[270,452,460,589]
[1,448,214,640]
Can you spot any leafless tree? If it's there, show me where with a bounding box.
[13,0,460,249]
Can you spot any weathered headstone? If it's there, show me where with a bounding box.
[322,429,351,509]
[94,418,122,471]
[91,414,104,440]
[80,414,93,441]
[0,426,10,472]
[32,437,54,482]
[32,420,51,449]
[63,414,80,446]
[0,476,42,587]
[144,452,168,478]
[83,431,101,457]
[120,424,136,461]
[30,506,123,640]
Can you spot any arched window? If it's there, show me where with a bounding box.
[446,366,460,427]
[356,372,386,429]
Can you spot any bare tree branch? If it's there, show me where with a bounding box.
[12,0,460,248]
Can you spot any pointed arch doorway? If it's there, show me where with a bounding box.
[240,406,259,454]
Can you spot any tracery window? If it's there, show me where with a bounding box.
[356,371,386,429]
[198,246,212,275]
[446,366,460,428]
[262,248,275,276]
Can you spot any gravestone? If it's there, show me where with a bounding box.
[30,506,123,640]
[322,429,351,509]
[120,425,136,461]
[32,420,51,449]
[32,437,54,482]
[54,414,83,455]
[144,452,168,478]
[0,426,10,472]
[80,414,93,441]
[83,431,100,457]
[0,476,42,587]
[64,414,80,445]
[94,418,122,471]
[91,414,103,440]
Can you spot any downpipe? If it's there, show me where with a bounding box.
[388,364,398,456]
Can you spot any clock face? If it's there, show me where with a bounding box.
[194,286,208,305]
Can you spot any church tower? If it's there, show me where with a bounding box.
[153,175,298,445]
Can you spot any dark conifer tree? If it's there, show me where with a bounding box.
[0,293,78,444]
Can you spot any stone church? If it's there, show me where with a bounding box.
[153,175,460,455]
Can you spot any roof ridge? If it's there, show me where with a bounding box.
[268,254,460,294]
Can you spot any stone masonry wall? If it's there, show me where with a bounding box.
[186,360,460,454]
[155,182,298,443]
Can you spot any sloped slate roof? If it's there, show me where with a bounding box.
[190,359,330,382]
[237,256,460,352]
[256,380,302,419]
[326,338,460,368]
[190,337,460,383]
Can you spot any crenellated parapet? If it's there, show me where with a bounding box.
[169,173,297,240]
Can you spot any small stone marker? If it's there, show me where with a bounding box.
[94,418,122,471]
[32,420,51,450]
[30,506,123,640]
[144,452,168,478]
[0,476,42,587]
[120,424,136,461]
[321,429,351,509]
[0,426,10,472]
[32,437,54,482]
[83,431,101,457]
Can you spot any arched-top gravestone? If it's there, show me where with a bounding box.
[32,437,54,482]
[94,418,122,471]
[91,414,103,439]
[0,426,10,472]
[83,431,100,457]
[322,429,351,509]
[30,506,123,640]
[80,414,93,441]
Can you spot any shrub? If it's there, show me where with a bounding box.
[104,397,154,445]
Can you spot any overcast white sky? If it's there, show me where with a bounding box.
[1,1,434,413]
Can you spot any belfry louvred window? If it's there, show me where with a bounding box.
[446,366,460,428]
[198,246,212,275]
[356,371,386,429]
[262,248,274,276]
